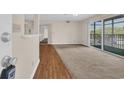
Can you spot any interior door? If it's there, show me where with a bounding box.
[0,15,12,76]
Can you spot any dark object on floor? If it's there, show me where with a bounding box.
[41,38,48,43]
[1,65,15,79]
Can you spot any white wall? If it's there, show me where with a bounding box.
[44,26,48,39]
[50,21,82,44]
[0,15,12,74]
[79,21,89,46]
[12,15,39,79]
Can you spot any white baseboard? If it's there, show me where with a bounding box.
[50,43,82,45]
[15,74,30,79]
[30,59,40,79]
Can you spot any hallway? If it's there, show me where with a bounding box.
[33,44,72,79]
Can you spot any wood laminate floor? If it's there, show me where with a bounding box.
[33,44,72,79]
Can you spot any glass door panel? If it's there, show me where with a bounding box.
[89,22,95,46]
[113,17,124,49]
[104,16,124,56]
[94,21,102,49]
[104,20,113,49]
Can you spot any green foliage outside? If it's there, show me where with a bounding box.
[90,27,124,34]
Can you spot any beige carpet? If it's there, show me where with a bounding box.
[54,45,124,79]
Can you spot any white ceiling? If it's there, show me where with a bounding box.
[40,14,95,21]
[25,14,34,20]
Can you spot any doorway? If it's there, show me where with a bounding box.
[39,25,49,44]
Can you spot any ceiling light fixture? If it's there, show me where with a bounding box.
[64,14,79,16]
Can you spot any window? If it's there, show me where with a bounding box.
[89,15,124,56]
[104,20,113,47]
[113,17,124,49]
[95,21,102,49]
[89,22,95,46]
[103,15,124,56]
[89,21,102,49]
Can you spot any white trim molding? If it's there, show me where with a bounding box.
[30,59,40,79]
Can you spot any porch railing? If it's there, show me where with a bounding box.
[90,34,124,49]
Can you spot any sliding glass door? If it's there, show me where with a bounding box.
[89,22,95,46]
[104,20,113,49]
[89,15,124,56]
[95,21,102,49]
[113,17,124,49]
[103,15,124,56]
[89,21,102,49]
